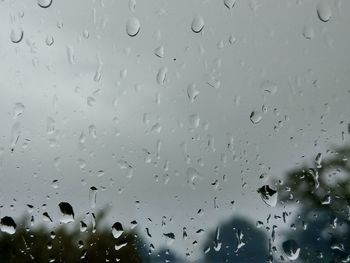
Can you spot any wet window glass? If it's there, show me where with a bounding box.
[0,0,349,262]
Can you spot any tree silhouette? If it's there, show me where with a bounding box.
[201,216,269,262]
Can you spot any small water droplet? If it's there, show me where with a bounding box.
[156,67,168,85]
[126,17,140,37]
[257,185,278,207]
[112,222,124,238]
[45,35,54,46]
[58,202,74,223]
[191,15,205,33]
[315,153,322,168]
[10,27,23,43]
[89,186,97,208]
[80,221,87,232]
[282,240,300,261]
[250,111,262,124]
[154,46,164,58]
[0,216,16,234]
[37,0,53,8]
[302,25,314,40]
[317,2,332,22]
[224,0,236,10]
[187,83,199,103]
[13,103,25,119]
[129,0,136,12]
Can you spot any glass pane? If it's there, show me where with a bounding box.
[0,0,349,262]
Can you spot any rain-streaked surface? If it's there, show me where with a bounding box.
[0,0,349,262]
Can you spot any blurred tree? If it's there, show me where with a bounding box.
[278,146,350,262]
[0,210,146,263]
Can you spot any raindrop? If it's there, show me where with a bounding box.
[156,67,168,85]
[129,0,136,12]
[250,111,262,124]
[0,216,16,234]
[302,25,314,40]
[13,103,25,119]
[37,0,53,8]
[191,15,205,33]
[234,229,245,252]
[66,46,75,65]
[112,222,124,238]
[80,221,87,232]
[257,185,278,207]
[58,202,74,223]
[317,2,332,22]
[187,83,199,103]
[126,17,140,37]
[315,153,322,168]
[282,240,300,261]
[10,27,24,43]
[10,122,21,152]
[89,186,97,209]
[45,35,54,46]
[43,212,53,222]
[224,0,236,10]
[154,46,164,58]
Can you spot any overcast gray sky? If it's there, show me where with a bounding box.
[0,0,349,260]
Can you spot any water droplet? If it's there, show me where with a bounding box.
[224,0,236,10]
[45,35,54,46]
[37,0,53,8]
[58,202,74,223]
[51,179,59,189]
[156,67,168,85]
[187,83,199,103]
[126,17,140,37]
[10,27,23,43]
[250,111,262,124]
[257,185,278,207]
[282,240,300,261]
[191,15,205,33]
[10,122,21,152]
[43,212,53,222]
[234,229,245,252]
[89,186,97,208]
[129,0,136,12]
[302,25,314,40]
[0,216,16,234]
[154,46,164,58]
[66,46,75,65]
[80,221,87,232]
[112,222,124,238]
[13,103,24,119]
[317,2,332,22]
[315,152,322,168]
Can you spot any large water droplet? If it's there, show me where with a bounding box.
[191,15,205,33]
[0,216,16,234]
[126,17,140,37]
[112,222,124,238]
[58,202,74,223]
[257,185,278,207]
[10,27,23,43]
[37,0,53,8]
[282,240,300,260]
[317,2,332,22]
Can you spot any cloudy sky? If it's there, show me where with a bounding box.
[0,0,349,260]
